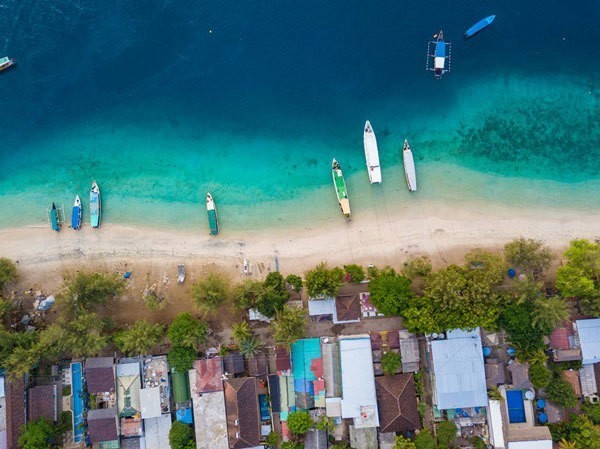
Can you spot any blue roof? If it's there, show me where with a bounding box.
[577,318,600,364]
[431,329,487,410]
[176,406,193,424]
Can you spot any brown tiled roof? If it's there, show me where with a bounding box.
[86,357,115,394]
[6,377,25,449]
[387,331,400,350]
[88,408,118,443]
[193,358,223,393]
[507,361,533,390]
[223,353,245,375]
[335,293,361,322]
[275,347,291,372]
[370,333,382,350]
[375,374,421,433]
[247,353,268,377]
[551,322,574,350]
[27,385,57,422]
[224,377,260,449]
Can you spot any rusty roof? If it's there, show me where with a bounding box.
[88,408,118,443]
[6,377,25,449]
[375,374,421,433]
[224,377,260,449]
[193,358,223,393]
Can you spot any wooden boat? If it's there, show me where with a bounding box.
[49,203,60,232]
[177,264,186,284]
[206,193,219,235]
[363,121,382,184]
[71,195,82,230]
[426,31,452,79]
[332,159,351,218]
[402,140,417,192]
[90,181,101,228]
[0,57,15,73]
[465,15,495,38]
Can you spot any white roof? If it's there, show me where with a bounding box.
[140,387,162,419]
[507,441,552,449]
[487,400,505,449]
[339,335,379,427]
[117,362,140,377]
[326,397,342,418]
[144,415,172,449]
[189,369,228,449]
[431,328,488,410]
[580,364,598,397]
[0,377,4,398]
[576,319,600,364]
[308,298,335,316]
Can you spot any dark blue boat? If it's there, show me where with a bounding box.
[71,195,82,230]
[426,31,451,79]
[465,15,495,38]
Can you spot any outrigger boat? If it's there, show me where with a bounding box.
[206,193,219,235]
[71,195,82,230]
[90,181,101,228]
[49,203,60,232]
[402,140,417,192]
[465,15,495,39]
[426,31,451,79]
[332,159,351,218]
[0,57,15,73]
[363,120,382,184]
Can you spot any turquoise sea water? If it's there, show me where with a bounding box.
[0,1,598,231]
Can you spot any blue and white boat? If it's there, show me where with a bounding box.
[49,202,60,232]
[465,15,495,38]
[426,31,451,79]
[90,181,101,228]
[71,195,82,230]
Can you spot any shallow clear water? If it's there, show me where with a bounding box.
[0,0,598,231]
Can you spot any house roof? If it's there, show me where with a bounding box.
[305,429,327,449]
[189,368,229,449]
[595,363,600,392]
[5,377,25,449]
[27,385,57,422]
[224,377,260,449]
[193,358,223,393]
[308,298,335,316]
[370,333,382,350]
[550,322,574,350]
[375,374,421,433]
[507,426,552,449]
[139,387,162,419]
[507,361,533,390]
[430,328,487,410]
[117,365,141,417]
[275,347,291,372]
[223,353,245,375]
[563,370,582,397]
[88,408,118,443]
[339,335,379,428]
[143,415,172,449]
[172,369,191,404]
[322,341,342,398]
[267,375,281,413]
[247,353,268,377]
[576,318,600,364]
[485,360,506,388]
[387,331,400,350]
[579,364,598,396]
[335,294,361,323]
[86,357,115,394]
[399,330,420,372]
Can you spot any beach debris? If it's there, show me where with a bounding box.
[177,264,186,284]
[162,272,169,286]
[243,259,250,276]
[36,295,55,311]
[124,271,132,279]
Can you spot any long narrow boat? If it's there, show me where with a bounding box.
[402,140,417,192]
[71,195,82,230]
[465,15,495,38]
[90,181,101,228]
[206,193,219,235]
[0,57,15,73]
[363,120,382,184]
[426,30,451,79]
[49,203,60,232]
[332,159,351,218]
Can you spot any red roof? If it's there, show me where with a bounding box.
[193,358,223,393]
[275,347,291,372]
[551,322,574,350]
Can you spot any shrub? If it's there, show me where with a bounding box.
[285,274,303,292]
[343,264,365,283]
[529,362,552,389]
[546,377,577,408]
[191,273,229,314]
[381,351,402,376]
[287,411,313,435]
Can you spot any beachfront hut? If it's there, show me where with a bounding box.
[334,292,361,323]
[27,385,58,423]
[375,374,421,434]
[430,328,487,410]
[224,377,260,449]
[339,335,379,428]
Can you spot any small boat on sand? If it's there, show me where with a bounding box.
[402,140,417,192]
[177,264,186,284]
[426,31,452,79]
[90,181,101,228]
[0,57,15,73]
[71,195,82,230]
[465,15,495,38]
[206,193,219,235]
[49,203,60,232]
[363,120,382,184]
[332,159,351,218]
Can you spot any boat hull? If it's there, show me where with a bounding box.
[465,15,495,38]
[363,121,382,184]
[402,141,417,192]
[332,159,351,217]
[206,193,219,235]
[50,203,60,232]
[71,206,82,229]
[90,182,101,228]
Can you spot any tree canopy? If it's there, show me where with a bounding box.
[381,351,402,376]
[531,296,570,335]
[114,320,164,356]
[395,435,417,449]
[285,274,303,292]
[287,411,313,435]
[504,237,554,279]
[344,264,365,283]
[18,417,57,449]
[168,346,197,372]
[168,313,207,349]
[169,421,196,449]
[271,306,307,347]
[59,272,123,317]
[304,262,343,298]
[546,376,577,409]
[191,273,230,314]
[0,258,17,292]
[369,269,413,316]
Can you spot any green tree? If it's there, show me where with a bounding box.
[437,420,457,447]
[191,274,229,314]
[5,345,41,380]
[370,270,413,316]
[272,306,307,347]
[0,258,17,291]
[305,262,343,298]
[168,346,197,372]
[529,362,553,389]
[559,415,600,449]
[287,411,313,435]
[265,431,280,449]
[169,421,196,449]
[0,297,13,321]
[546,377,577,408]
[257,286,289,318]
[281,442,303,449]
[114,320,164,356]
[315,416,334,433]
[504,238,554,279]
[414,429,437,449]
[233,280,264,310]
[557,440,577,449]
[464,249,506,286]
[582,401,600,424]
[239,336,262,360]
[65,312,109,358]
[402,257,433,280]
[470,437,487,449]
[531,296,570,335]
[286,274,303,292]
[381,351,402,376]
[59,272,123,316]
[264,272,286,292]
[395,435,417,449]
[18,417,57,449]
[232,321,253,344]
[344,264,365,283]
[168,313,207,349]
[499,302,545,353]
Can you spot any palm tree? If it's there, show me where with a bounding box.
[232,321,253,344]
[239,336,261,360]
[191,274,230,315]
[271,306,307,347]
[114,320,165,355]
[558,439,577,449]
[532,296,570,333]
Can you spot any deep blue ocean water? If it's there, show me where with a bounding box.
[0,0,598,230]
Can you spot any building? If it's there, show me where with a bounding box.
[27,385,58,423]
[117,361,143,439]
[576,318,600,365]
[224,377,260,449]
[430,329,487,410]
[550,321,581,362]
[88,408,119,446]
[144,415,172,449]
[4,376,25,449]
[86,357,116,400]
[399,330,420,373]
[321,338,341,398]
[339,335,379,428]
[189,358,228,449]
[291,338,324,409]
[375,374,421,434]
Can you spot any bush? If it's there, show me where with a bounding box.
[168,313,207,349]
[18,417,56,449]
[381,351,401,376]
[271,306,307,347]
[529,362,552,389]
[583,401,600,425]
[191,273,229,314]
[437,420,457,446]
[305,262,343,298]
[169,421,196,449]
[343,264,365,283]
[0,258,17,291]
[370,270,413,316]
[402,257,432,279]
[287,411,313,435]
[546,377,577,408]
[168,346,197,372]
[286,274,303,292]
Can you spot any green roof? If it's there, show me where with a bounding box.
[171,369,191,404]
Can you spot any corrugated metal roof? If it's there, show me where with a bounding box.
[140,387,162,419]
[431,328,487,410]
[579,364,597,397]
[576,318,600,364]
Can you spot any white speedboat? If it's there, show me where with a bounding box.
[363,120,382,184]
[402,140,417,192]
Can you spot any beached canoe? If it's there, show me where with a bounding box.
[402,140,417,192]
[363,120,382,184]
[332,158,351,218]
[49,203,60,231]
[90,181,101,228]
[71,195,82,230]
[206,193,219,235]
